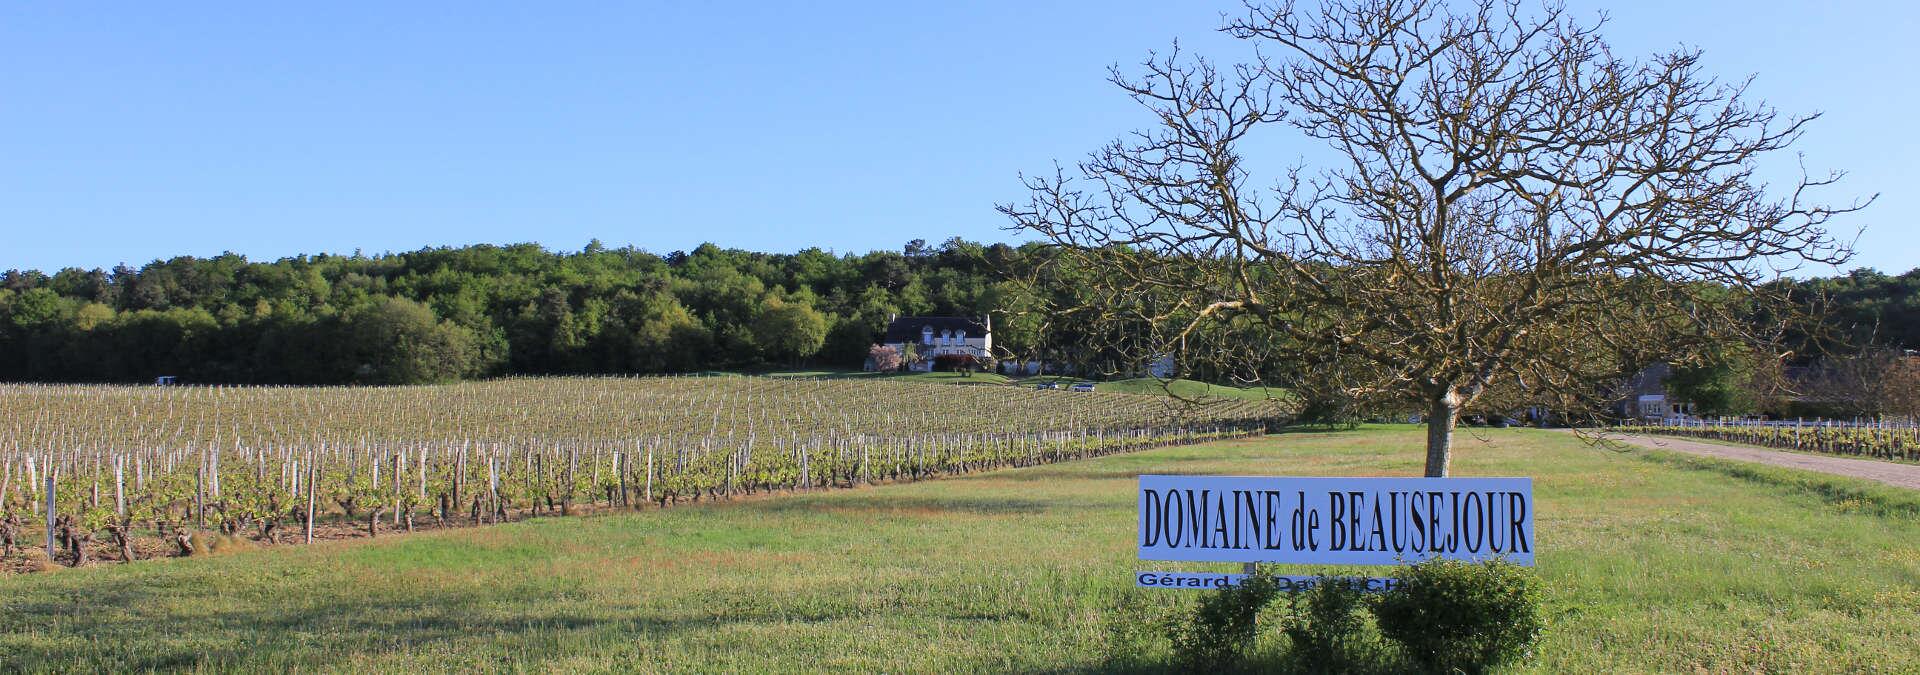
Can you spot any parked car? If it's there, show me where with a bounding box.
[1069,382,1098,392]
[1033,382,1061,390]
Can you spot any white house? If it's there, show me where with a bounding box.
[879,316,991,372]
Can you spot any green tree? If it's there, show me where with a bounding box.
[344,297,478,384]
[752,297,828,366]
[629,294,709,372]
[1665,345,1762,417]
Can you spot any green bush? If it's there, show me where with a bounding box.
[1293,392,1364,429]
[1283,577,1373,669]
[1099,591,1178,669]
[1374,558,1544,673]
[1168,573,1280,670]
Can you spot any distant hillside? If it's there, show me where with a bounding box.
[0,239,1035,384]
[1,240,1914,386]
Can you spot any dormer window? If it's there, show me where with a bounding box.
[922,326,934,345]
[957,330,967,342]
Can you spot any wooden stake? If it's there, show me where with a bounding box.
[45,470,57,561]
[304,454,317,545]
[115,455,125,517]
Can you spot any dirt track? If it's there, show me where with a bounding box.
[1607,433,1920,491]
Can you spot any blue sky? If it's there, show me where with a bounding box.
[2,2,1913,275]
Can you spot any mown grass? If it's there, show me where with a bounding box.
[1090,377,1284,402]
[2,428,1917,672]
[756,368,1014,386]
[759,368,1283,401]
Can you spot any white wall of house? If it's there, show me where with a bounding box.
[887,326,989,372]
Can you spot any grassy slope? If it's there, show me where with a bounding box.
[1094,377,1286,402]
[756,369,1014,386]
[762,368,1280,400]
[3,428,1918,672]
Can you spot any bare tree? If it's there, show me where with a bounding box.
[1803,348,1920,421]
[1001,0,1866,476]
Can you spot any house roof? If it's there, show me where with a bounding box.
[1626,362,1672,397]
[884,316,988,343]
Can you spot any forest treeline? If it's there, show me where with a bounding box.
[0,239,1044,384]
[0,239,1916,385]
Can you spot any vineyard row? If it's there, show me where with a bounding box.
[1617,421,1920,463]
[0,376,1290,570]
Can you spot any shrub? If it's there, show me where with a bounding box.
[1292,390,1365,429]
[932,353,979,373]
[1168,573,1279,670]
[1374,558,1544,673]
[1283,577,1373,669]
[867,344,901,371]
[1099,591,1179,669]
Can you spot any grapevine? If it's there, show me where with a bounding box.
[0,375,1287,571]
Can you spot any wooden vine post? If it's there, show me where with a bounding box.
[304,453,317,545]
[45,470,56,561]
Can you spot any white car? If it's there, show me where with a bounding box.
[1069,382,1097,392]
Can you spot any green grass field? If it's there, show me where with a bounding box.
[761,368,1283,401]
[1092,377,1285,402]
[3,427,1917,672]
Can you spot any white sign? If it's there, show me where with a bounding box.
[1135,572,1403,592]
[1138,475,1534,566]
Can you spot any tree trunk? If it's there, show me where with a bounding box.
[1424,386,1460,477]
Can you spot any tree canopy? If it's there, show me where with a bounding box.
[0,240,1051,384]
[1002,0,1868,475]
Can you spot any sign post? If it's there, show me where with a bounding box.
[1136,475,1534,589]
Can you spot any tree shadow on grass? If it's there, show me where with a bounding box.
[3,562,1169,672]
[1036,643,1415,675]
[0,576,892,672]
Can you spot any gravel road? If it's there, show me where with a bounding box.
[1606,432,1920,491]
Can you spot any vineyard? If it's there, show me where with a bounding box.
[0,375,1287,572]
[1620,420,1920,463]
